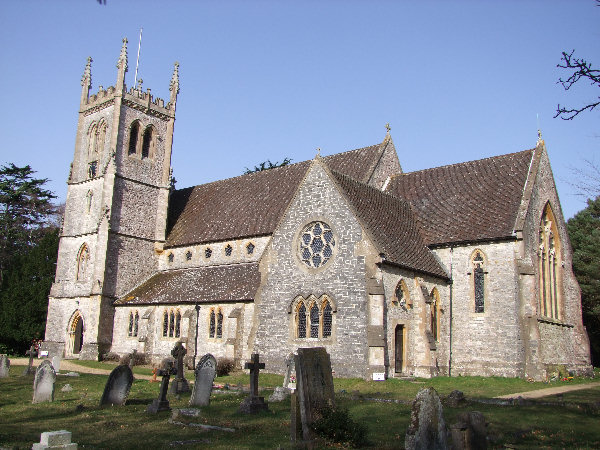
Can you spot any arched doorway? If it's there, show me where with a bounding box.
[67,311,84,357]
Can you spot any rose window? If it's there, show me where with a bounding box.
[299,221,335,268]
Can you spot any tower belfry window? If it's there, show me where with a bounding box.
[128,121,140,156]
[141,126,154,159]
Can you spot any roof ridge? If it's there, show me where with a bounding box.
[330,168,408,204]
[322,142,383,160]
[394,148,535,178]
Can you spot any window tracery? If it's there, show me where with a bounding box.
[539,204,562,320]
[393,279,411,307]
[293,295,334,339]
[76,243,90,281]
[128,310,139,337]
[299,222,335,268]
[208,308,223,339]
[162,308,181,338]
[470,250,487,313]
[246,242,255,255]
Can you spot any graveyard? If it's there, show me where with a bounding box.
[0,351,599,449]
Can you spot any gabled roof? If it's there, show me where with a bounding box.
[384,149,534,246]
[115,263,261,305]
[165,142,389,248]
[331,169,449,279]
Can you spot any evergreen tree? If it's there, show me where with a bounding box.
[567,196,600,365]
[0,229,58,354]
[0,163,56,283]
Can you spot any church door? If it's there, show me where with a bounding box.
[73,316,84,355]
[394,325,404,373]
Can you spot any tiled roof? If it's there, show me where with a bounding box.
[331,170,449,279]
[114,263,261,305]
[165,143,388,248]
[385,149,534,246]
[323,143,385,183]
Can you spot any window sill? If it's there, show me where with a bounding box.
[537,317,573,328]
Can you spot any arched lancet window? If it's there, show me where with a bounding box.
[134,311,139,337]
[216,309,223,338]
[470,250,487,313]
[175,310,181,338]
[294,295,335,339]
[88,123,98,158]
[393,279,411,307]
[128,121,140,156]
[76,243,90,281]
[169,311,175,337]
[297,303,307,338]
[431,288,440,341]
[128,310,139,337]
[141,126,154,159]
[539,204,562,320]
[209,308,216,338]
[163,311,169,337]
[128,311,134,336]
[96,120,107,155]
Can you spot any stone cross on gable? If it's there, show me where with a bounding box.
[245,353,265,397]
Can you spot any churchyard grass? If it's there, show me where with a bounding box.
[1,364,599,448]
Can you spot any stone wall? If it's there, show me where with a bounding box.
[254,161,371,378]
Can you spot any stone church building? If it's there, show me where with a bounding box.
[43,40,592,380]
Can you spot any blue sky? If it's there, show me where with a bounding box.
[0,0,598,219]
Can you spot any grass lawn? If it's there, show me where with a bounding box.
[1,365,599,449]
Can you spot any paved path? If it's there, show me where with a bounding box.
[10,358,155,380]
[494,382,600,399]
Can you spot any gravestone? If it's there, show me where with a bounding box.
[189,353,217,407]
[450,411,487,450]
[128,349,137,370]
[168,342,191,395]
[52,356,62,373]
[100,365,134,406]
[0,354,10,378]
[238,353,268,414]
[405,387,449,450]
[32,430,77,450]
[61,384,73,393]
[269,353,295,402]
[148,360,177,413]
[23,344,37,375]
[32,360,56,403]
[293,347,335,441]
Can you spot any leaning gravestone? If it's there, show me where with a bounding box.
[405,387,449,450]
[32,360,56,404]
[293,347,335,441]
[189,353,217,407]
[0,354,10,378]
[450,411,487,450]
[100,365,134,406]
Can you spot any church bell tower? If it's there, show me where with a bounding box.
[43,39,179,359]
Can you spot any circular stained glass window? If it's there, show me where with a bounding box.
[299,221,335,268]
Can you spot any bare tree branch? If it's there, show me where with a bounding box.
[555,50,600,120]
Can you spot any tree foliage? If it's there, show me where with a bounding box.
[0,229,58,354]
[567,197,600,365]
[244,158,293,174]
[0,163,56,282]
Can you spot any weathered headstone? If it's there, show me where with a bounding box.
[269,353,295,402]
[0,354,10,378]
[32,360,56,404]
[450,411,487,450]
[100,365,134,406]
[293,347,335,441]
[189,353,217,407]
[23,344,37,375]
[238,353,268,413]
[405,387,449,450]
[128,349,137,370]
[32,430,77,450]
[51,356,62,373]
[61,384,73,393]
[168,342,190,395]
[148,360,177,413]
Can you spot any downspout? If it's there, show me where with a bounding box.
[193,304,200,369]
[449,246,454,377]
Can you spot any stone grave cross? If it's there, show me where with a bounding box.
[168,342,190,394]
[238,353,268,413]
[23,344,37,376]
[147,361,177,413]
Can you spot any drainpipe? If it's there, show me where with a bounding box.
[449,246,454,377]
[193,304,200,369]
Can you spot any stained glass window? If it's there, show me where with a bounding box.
[216,309,223,338]
[299,222,335,268]
[205,248,212,259]
[186,251,192,260]
[323,302,332,337]
[539,205,562,320]
[169,311,175,337]
[163,311,168,337]
[247,242,255,254]
[473,252,485,313]
[209,309,215,338]
[133,311,139,337]
[297,304,306,338]
[310,303,319,338]
[128,312,134,336]
[225,245,232,257]
[175,311,181,338]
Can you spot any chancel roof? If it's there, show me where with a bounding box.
[165,142,389,248]
[384,149,534,246]
[115,263,261,305]
[331,170,449,279]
